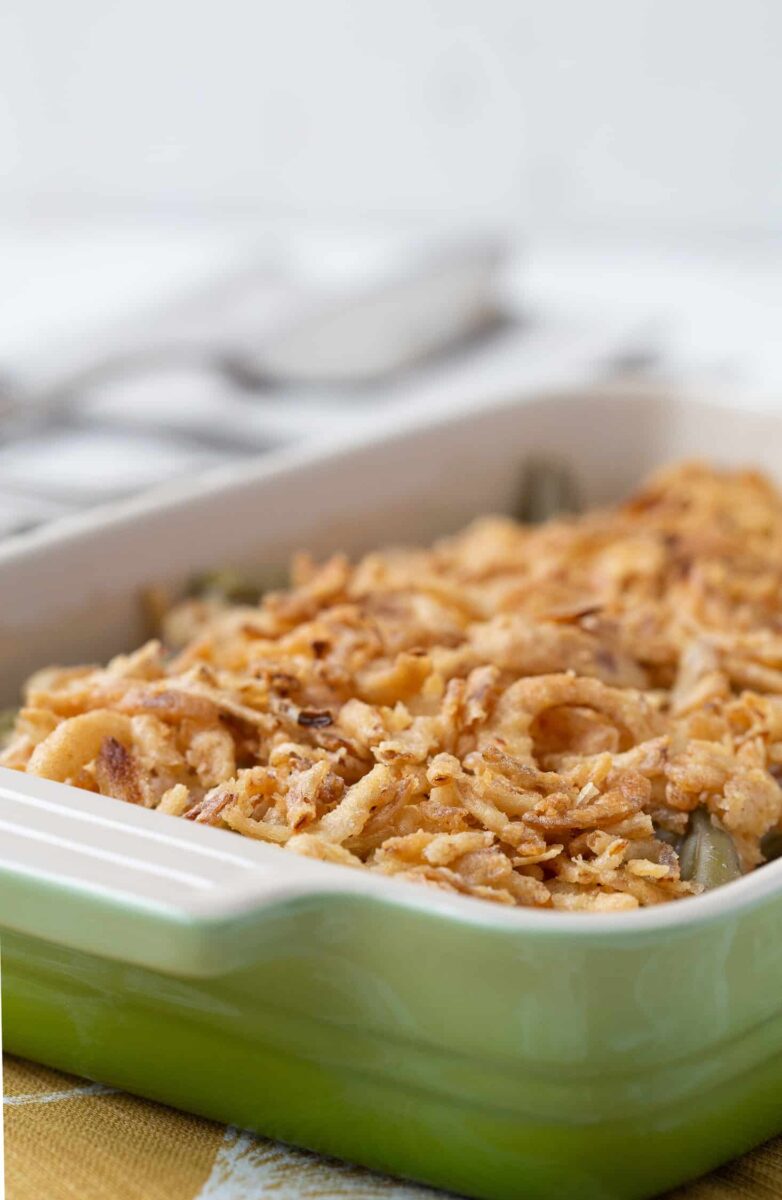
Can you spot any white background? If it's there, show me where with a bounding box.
[2,0,781,241]
[0,0,780,427]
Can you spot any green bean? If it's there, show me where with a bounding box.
[187,569,263,606]
[516,459,581,525]
[0,706,19,747]
[761,830,782,863]
[678,807,742,890]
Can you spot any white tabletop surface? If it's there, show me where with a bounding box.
[3,220,780,378]
[0,219,779,535]
[4,219,782,398]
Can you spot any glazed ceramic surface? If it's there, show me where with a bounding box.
[3,387,782,1199]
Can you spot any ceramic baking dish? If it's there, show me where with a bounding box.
[3,386,782,1200]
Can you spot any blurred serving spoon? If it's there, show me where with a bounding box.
[0,236,507,437]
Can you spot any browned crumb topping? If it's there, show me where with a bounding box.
[6,461,782,912]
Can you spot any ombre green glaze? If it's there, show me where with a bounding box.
[4,889,782,1200]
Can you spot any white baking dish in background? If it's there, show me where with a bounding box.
[3,384,782,1200]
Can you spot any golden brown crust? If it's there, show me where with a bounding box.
[6,460,782,911]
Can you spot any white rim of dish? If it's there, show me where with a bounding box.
[3,765,782,939]
[0,380,773,566]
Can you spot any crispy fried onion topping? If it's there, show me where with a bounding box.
[6,461,782,911]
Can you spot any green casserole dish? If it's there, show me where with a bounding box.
[3,388,782,1199]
